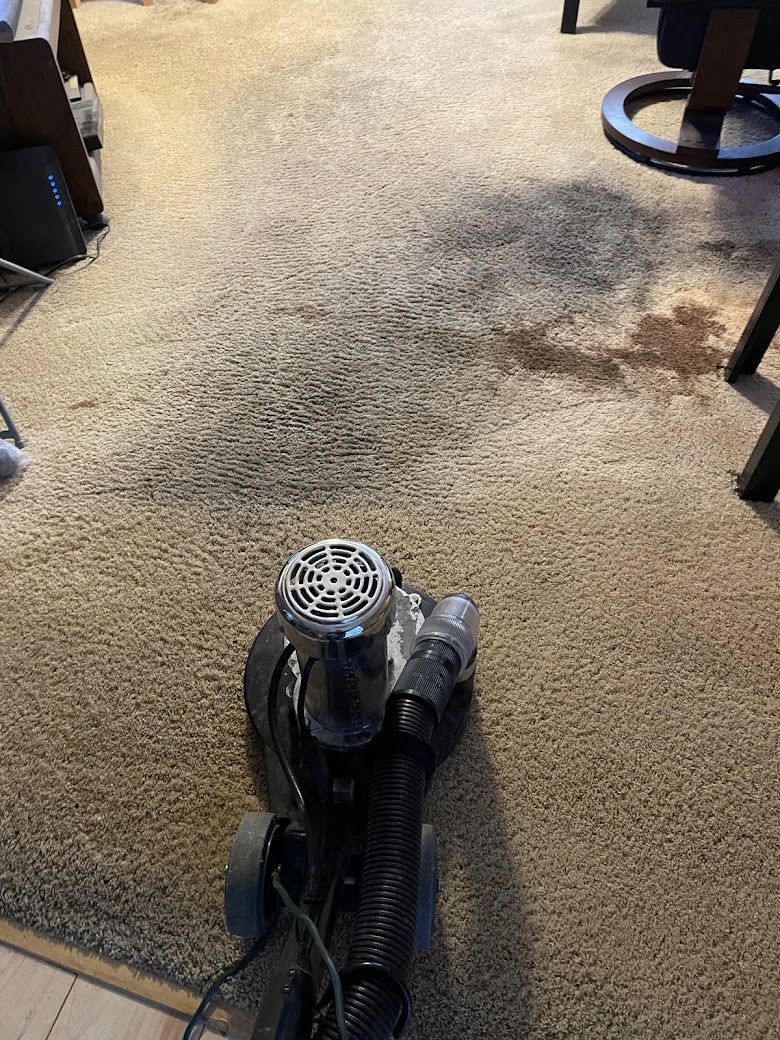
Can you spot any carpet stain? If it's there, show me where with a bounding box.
[492,323,620,384]
[699,238,780,267]
[70,398,101,410]
[625,303,726,377]
[491,303,726,386]
[699,239,737,260]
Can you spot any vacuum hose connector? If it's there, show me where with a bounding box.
[416,593,479,680]
[390,593,479,723]
[320,593,479,1040]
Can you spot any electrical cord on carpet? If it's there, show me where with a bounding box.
[271,870,349,1040]
[181,938,265,1040]
[178,872,348,1040]
[0,224,111,307]
[268,644,322,888]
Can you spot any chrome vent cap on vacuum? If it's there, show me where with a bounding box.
[275,538,395,637]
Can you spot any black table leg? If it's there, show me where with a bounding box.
[560,0,580,34]
[724,262,780,383]
[737,398,780,502]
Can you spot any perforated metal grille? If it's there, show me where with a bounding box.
[278,539,392,627]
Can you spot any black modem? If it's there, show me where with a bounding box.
[0,146,86,271]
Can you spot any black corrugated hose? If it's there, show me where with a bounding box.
[318,693,436,1040]
[320,593,479,1040]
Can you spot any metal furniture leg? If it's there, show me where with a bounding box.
[560,0,581,34]
[724,261,780,383]
[0,395,25,447]
[737,399,780,502]
[0,256,54,287]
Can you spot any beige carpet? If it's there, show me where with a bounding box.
[1,0,779,1035]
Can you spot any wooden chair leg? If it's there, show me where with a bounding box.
[560,0,580,34]
[738,399,780,502]
[723,260,780,502]
[677,8,759,157]
[724,262,780,383]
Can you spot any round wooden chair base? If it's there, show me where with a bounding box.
[602,72,780,176]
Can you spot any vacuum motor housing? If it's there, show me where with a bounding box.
[275,539,399,748]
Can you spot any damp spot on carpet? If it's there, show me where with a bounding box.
[426,179,669,310]
[82,179,709,505]
[626,303,726,377]
[489,303,726,385]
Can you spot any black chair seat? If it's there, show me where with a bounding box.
[657,6,780,68]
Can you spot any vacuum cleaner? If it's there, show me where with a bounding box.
[217,538,479,1040]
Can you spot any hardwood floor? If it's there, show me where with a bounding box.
[0,945,223,1040]
[0,946,74,1040]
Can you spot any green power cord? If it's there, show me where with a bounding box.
[271,871,349,1040]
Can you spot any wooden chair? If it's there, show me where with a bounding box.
[601,1,780,175]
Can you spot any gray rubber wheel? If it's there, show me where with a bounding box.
[224,811,285,938]
[415,824,439,954]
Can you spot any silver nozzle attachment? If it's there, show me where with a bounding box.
[416,593,479,679]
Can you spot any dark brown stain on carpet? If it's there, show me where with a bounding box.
[626,303,726,377]
[273,304,331,321]
[492,323,620,385]
[492,302,726,385]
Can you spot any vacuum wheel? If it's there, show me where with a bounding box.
[224,811,286,938]
[414,824,439,954]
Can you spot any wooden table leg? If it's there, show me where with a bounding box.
[724,261,780,501]
[737,399,780,502]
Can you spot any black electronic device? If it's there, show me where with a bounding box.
[0,146,86,270]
